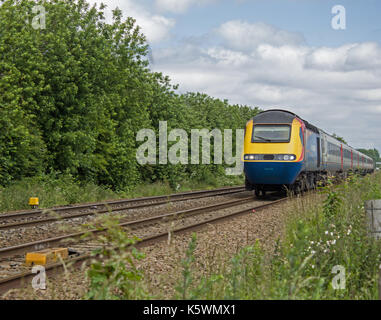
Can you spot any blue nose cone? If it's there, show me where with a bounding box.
[244,162,303,185]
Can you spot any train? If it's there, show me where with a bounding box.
[243,109,375,197]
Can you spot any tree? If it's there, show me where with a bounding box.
[0,0,262,189]
[332,133,347,144]
[357,148,380,162]
[0,0,152,188]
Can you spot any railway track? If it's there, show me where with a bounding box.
[0,186,245,230]
[0,189,286,296]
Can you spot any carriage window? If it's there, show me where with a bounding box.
[252,125,291,143]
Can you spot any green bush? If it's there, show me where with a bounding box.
[85,218,149,300]
[170,172,381,300]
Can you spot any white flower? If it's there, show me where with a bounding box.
[311,250,316,254]
[311,265,315,269]
[325,231,329,235]
[330,232,334,236]
[332,240,336,245]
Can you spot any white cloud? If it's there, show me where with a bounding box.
[216,20,304,51]
[87,0,175,43]
[346,42,381,70]
[152,20,381,151]
[155,0,218,14]
[304,43,381,72]
[304,45,354,71]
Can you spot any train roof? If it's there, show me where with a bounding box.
[253,109,319,133]
[253,109,374,162]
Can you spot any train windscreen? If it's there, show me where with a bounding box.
[252,125,291,143]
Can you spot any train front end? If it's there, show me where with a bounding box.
[243,110,305,196]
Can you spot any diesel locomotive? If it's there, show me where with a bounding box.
[243,109,375,197]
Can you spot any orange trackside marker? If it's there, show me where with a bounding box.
[25,248,69,266]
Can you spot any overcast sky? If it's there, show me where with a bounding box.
[88,0,381,152]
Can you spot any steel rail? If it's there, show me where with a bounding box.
[0,188,245,230]
[0,196,287,296]
[0,196,257,259]
[0,185,244,220]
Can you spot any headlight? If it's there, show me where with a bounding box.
[244,154,257,160]
[277,154,297,161]
[244,154,297,161]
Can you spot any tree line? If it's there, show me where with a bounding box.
[0,0,260,190]
[332,134,380,163]
[357,149,380,163]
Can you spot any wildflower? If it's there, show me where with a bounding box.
[311,265,315,269]
[332,240,336,245]
[325,231,329,235]
[330,232,334,236]
[311,250,316,254]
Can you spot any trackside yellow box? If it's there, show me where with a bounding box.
[25,248,68,266]
[28,197,39,206]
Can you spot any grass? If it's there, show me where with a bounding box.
[173,172,381,300]
[0,173,117,212]
[84,171,381,300]
[0,172,244,213]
